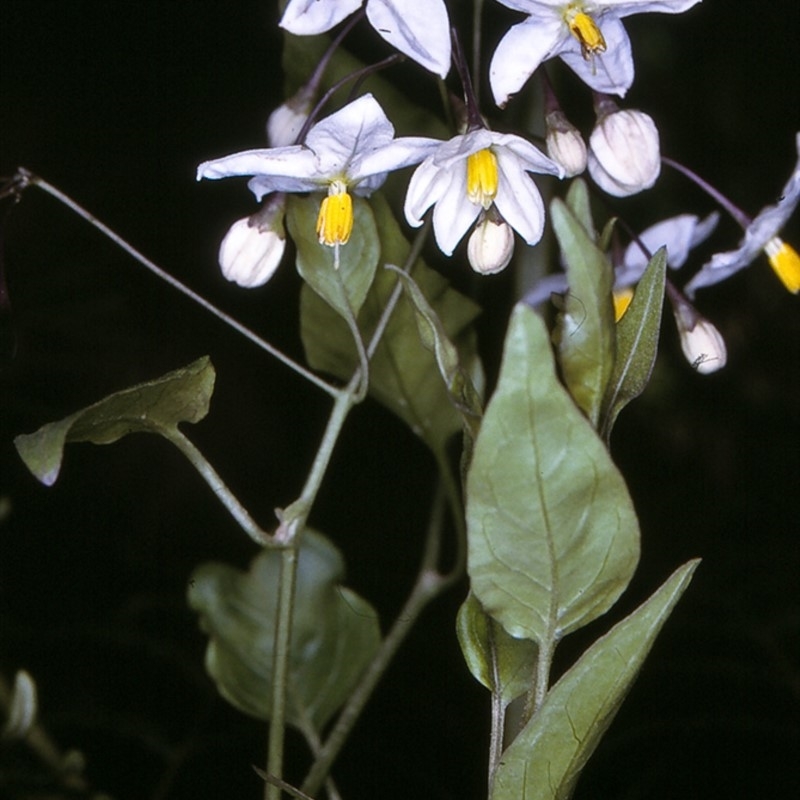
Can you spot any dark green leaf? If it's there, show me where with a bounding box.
[287,194,379,319]
[188,529,380,732]
[14,357,215,486]
[467,305,640,645]
[551,198,616,427]
[301,192,482,456]
[600,248,667,442]
[457,593,538,707]
[491,559,700,800]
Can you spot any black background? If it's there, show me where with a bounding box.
[1,2,799,799]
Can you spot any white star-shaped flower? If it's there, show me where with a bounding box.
[686,132,800,296]
[197,94,438,248]
[280,0,451,79]
[489,0,703,106]
[404,128,563,258]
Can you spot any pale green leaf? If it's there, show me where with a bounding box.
[551,198,616,427]
[301,192,482,456]
[287,194,379,318]
[188,530,380,732]
[491,559,700,800]
[467,305,640,644]
[600,248,667,442]
[564,179,594,238]
[14,357,215,486]
[457,593,538,707]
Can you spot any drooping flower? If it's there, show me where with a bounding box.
[489,0,703,106]
[197,94,438,252]
[404,128,563,260]
[545,110,588,178]
[685,132,800,296]
[218,195,288,288]
[280,0,452,79]
[587,100,660,196]
[670,291,727,374]
[468,217,516,274]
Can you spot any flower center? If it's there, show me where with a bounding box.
[565,8,607,59]
[764,236,800,293]
[316,180,353,247]
[613,286,634,321]
[466,149,499,209]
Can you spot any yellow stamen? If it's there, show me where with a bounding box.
[316,180,353,247]
[764,236,800,294]
[566,9,607,59]
[466,149,499,209]
[613,286,634,322]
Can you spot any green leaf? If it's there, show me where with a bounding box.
[457,593,538,707]
[188,530,380,732]
[551,198,616,427]
[564,179,594,238]
[301,192,482,456]
[287,194,379,319]
[491,559,700,800]
[600,248,667,442]
[467,305,640,645]
[14,357,215,486]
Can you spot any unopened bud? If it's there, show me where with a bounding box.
[266,84,315,147]
[671,296,727,374]
[588,101,660,197]
[218,195,287,288]
[545,111,587,178]
[468,217,515,275]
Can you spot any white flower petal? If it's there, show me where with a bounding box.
[494,153,546,245]
[350,137,440,187]
[280,0,362,35]
[492,133,563,177]
[432,169,481,255]
[490,17,565,107]
[404,156,448,227]
[366,0,451,78]
[197,147,321,185]
[558,17,634,97]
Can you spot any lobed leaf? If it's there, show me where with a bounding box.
[14,357,215,486]
[466,305,640,645]
[188,529,380,732]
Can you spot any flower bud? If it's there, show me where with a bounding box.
[545,111,587,178]
[468,217,515,275]
[266,84,315,147]
[218,195,287,288]
[588,102,660,197]
[671,296,727,374]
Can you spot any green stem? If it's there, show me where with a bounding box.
[164,428,273,547]
[18,168,339,398]
[300,480,461,798]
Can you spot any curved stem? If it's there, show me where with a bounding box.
[164,427,273,546]
[18,169,339,398]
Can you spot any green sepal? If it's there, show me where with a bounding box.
[491,559,700,800]
[188,530,380,732]
[14,357,215,486]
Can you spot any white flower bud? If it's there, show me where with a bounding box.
[266,84,315,147]
[588,103,660,197]
[545,111,587,178]
[468,218,515,275]
[218,196,287,288]
[671,298,727,374]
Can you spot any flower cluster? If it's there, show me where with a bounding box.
[196,0,797,372]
